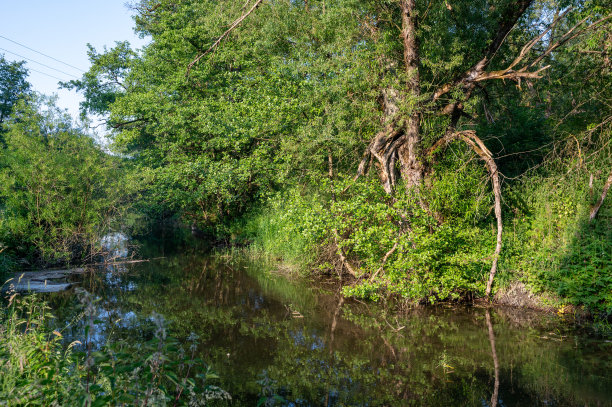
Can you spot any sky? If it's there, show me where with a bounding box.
[0,1,148,121]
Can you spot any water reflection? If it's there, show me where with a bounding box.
[486,309,500,407]
[46,236,612,406]
[100,232,129,260]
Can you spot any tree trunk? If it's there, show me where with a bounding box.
[398,0,423,190]
[590,169,612,221]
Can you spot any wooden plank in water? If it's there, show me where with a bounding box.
[9,282,72,293]
[8,268,86,282]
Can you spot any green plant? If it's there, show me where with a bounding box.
[0,96,132,267]
[0,291,230,406]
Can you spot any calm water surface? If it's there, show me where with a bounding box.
[47,234,612,406]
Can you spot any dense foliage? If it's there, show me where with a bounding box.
[59,0,612,314]
[0,54,30,130]
[0,96,132,270]
[0,2,605,403]
[0,0,608,316]
[0,292,229,406]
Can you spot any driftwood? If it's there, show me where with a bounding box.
[2,258,150,294]
[3,268,87,293]
[8,282,72,293]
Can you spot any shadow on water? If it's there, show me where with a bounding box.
[45,233,612,406]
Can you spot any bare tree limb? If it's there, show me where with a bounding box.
[186,0,264,77]
[525,14,611,71]
[110,117,148,129]
[431,7,611,106]
[369,241,399,282]
[590,169,612,221]
[431,0,534,103]
[333,230,359,278]
[429,130,503,299]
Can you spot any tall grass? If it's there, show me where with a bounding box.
[234,188,332,272]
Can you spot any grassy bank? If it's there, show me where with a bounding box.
[230,155,611,318]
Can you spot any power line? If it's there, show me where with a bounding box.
[0,47,80,79]
[0,34,86,73]
[27,67,67,82]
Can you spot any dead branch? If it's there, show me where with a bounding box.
[186,0,264,77]
[590,169,612,221]
[431,0,534,103]
[431,7,611,105]
[429,130,503,299]
[328,150,360,278]
[477,13,611,84]
[333,229,359,278]
[341,149,371,195]
[525,14,611,71]
[369,241,399,282]
[111,117,148,129]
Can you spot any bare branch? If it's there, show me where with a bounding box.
[590,169,612,221]
[334,229,359,278]
[429,130,503,299]
[505,7,573,72]
[110,117,147,129]
[431,0,534,103]
[369,241,399,282]
[430,7,611,110]
[186,0,264,77]
[524,14,612,71]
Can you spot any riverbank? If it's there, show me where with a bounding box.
[32,244,612,405]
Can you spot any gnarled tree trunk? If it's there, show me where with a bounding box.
[397,0,423,190]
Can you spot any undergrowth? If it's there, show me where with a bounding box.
[232,141,611,318]
[0,291,230,406]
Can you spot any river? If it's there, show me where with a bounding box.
[45,232,612,406]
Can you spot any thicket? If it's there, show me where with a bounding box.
[0,94,139,273]
[237,128,611,313]
[0,291,229,406]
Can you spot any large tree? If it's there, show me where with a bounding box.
[68,0,610,298]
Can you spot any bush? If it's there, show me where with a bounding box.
[0,291,229,406]
[235,186,332,270]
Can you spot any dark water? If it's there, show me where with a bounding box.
[47,235,612,406]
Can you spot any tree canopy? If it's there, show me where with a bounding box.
[58,0,612,309]
[0,54,30,129]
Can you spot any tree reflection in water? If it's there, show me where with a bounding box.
[46,237,612,406]
[486,309,500,407]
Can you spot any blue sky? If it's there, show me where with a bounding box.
[0,1,147,120]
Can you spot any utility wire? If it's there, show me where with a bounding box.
[0,47,79,79]
[27,67,66,82]
[0,34,86,72]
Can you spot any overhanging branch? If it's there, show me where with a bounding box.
[429,130,503,299]
[186,0,264,77]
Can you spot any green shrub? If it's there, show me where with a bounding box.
[0,291,229,406]
[0,97,131,267]
[236,187,332,270]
